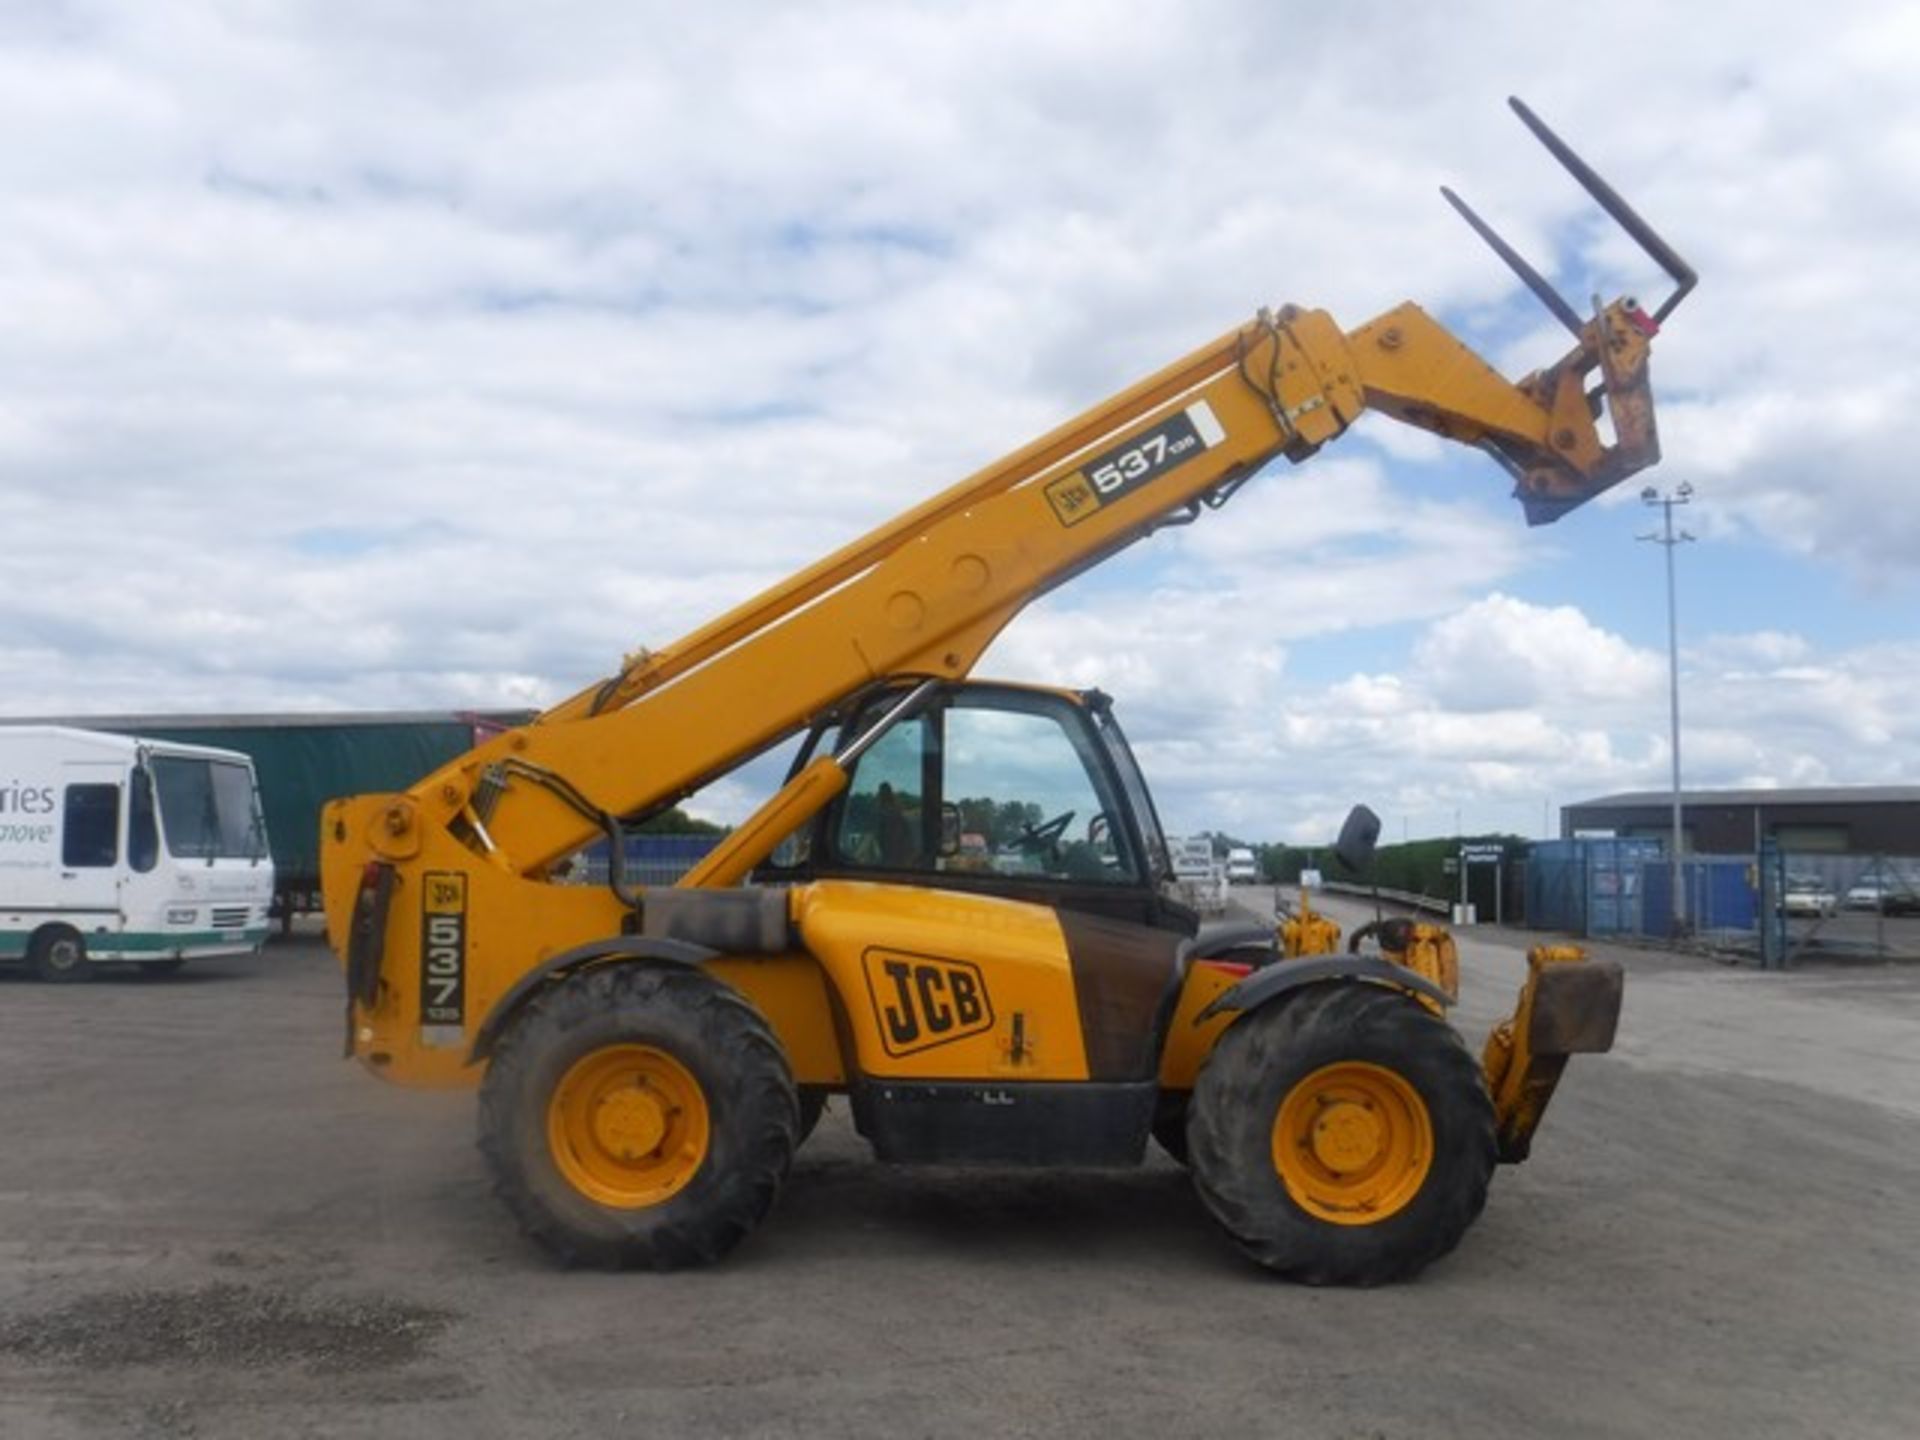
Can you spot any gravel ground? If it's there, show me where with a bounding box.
[2,900,1918,1439]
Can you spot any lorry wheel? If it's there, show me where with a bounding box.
[28,927,91,984]
[479,963,799,1269]
[1188,981,1494,1285]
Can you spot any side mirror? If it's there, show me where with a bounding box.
[939,803,963,858]
[127,763,160,875]
[1333,804,1381,876]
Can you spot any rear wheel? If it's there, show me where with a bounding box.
[1188,981,1494,1285]
[479,964,799,1269]
[29,927,90,984]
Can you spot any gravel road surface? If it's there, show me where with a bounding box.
[3,898,1917,1439]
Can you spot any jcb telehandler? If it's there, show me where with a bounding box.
[325,100,1692,1283]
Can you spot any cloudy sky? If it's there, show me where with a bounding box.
[3,1,1916,844]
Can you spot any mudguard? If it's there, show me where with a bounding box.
[1196,953,1455,1022]
[1189,918,1278,959]
[466,935,717,1063]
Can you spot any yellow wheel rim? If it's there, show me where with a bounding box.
[547,1044,710,1209]
[1272,1061,1433,1226]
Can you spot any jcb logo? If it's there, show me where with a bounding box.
[419,872,467,1027]
[863,950,994,1057]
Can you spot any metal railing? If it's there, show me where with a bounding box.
[1310,880,1450,916]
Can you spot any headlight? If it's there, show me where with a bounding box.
[166,907,197,926]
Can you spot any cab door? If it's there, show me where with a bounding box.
[790,684,1181,930]
[775,686,1187,1160]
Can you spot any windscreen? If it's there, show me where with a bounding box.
[152,757,267,860]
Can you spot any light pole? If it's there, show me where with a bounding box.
[1639,482,1694,937]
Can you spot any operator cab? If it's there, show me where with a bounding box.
[757,681,1197,934]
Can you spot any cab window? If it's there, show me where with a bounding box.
[828,692,1138,885]
[833,714,931,869]
[62,784,120,868]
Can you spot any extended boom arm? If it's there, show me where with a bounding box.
[325,100,1689,929]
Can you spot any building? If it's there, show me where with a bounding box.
[1560,786,1920,856]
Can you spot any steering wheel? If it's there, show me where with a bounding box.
[1016,809,1076,860]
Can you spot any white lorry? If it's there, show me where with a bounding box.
[0,727,274,980]
[1225,846,1259,884]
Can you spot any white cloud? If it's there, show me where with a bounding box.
[997,591,1920,847]
[0,1,1916,848]
[1413,593,1665,713]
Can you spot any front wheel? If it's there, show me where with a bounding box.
[479,964,799,1269]
[1188,981,1494,1285]
[29,927,91,984]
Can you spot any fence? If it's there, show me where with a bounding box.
[1524,840,1919,967]
[575,834,726,887]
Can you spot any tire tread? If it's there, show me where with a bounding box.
[478,963,798,1270]
[1188,981,1495,1285]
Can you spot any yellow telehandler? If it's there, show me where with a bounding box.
[324,100,1689,1283]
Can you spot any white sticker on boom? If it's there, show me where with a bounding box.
[1185,398,1226,448]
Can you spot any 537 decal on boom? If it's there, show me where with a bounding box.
[1045,399,1226,527]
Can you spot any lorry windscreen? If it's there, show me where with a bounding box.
[153,758,267,860]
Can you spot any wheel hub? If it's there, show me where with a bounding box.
[1310,1100,1386,1175]
[1273,1060,1434,1226]
[547,1043,711,1209]
[592,1085,670,1160]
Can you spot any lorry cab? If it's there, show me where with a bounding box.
[0,727,275,980]
[756,681,1198,935]
[1226,847,1259,884]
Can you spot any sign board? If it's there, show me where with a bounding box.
[1299,868,1324,888]
[1460,844,1505,863]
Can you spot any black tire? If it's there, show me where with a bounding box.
[795,1087,828,1146]
[478,964,799,1269]
[1151,1091,1191,1166]
[28,927,91,984]
[1188,981,1494,1285]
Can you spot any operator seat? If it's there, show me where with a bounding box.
[875,783,918,868]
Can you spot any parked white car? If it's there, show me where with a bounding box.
[1843,874,1920,915]
[1779,874,1837,918]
